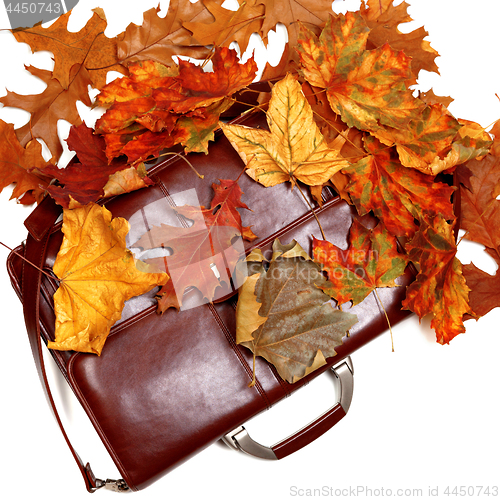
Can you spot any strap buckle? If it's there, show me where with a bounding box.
[93,478,130,493]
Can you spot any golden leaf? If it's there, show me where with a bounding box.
[48,203,169,355]
[220,74,349,188]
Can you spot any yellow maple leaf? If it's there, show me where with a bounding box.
[48,203,169,355]
[220,73,349,188]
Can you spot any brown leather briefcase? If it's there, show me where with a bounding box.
[6,109,415,492]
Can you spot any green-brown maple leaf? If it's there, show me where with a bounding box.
[312,218,408,306]
[236,239,358,384]
[344,134,456,237]
[297,12,423,136]
[402,215,472,344]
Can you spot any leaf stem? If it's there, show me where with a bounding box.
[156,151,205,179]
[0,241,61,284]
[374,288,394,352]
[295,182,327,240]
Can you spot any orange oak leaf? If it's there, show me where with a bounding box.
[133,179,256,312]
[48,203,169,355]
[360,0,439,82]
[402,215,472,344]
[0,119,51,204]
[313,218,408,306]
[41,123,153,208]
[463,249,500,319]
[11,8,126,90]
[297,12,423,136]
[459,154,500,252]
[0,64,92,161]
[117,1,211,68]
[344,134,456,237]
[220,73,349,188]
[183,0,265,53]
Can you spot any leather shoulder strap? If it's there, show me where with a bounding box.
[21,196,99,493]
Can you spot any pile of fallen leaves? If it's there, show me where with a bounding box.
[1,0,499,384]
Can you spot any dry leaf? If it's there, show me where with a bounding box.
[0,64,92,160]
[48,203,169,355]
[297,12,423,136]
[11,8,126,90]
[402,215,472,344]
[344,134,456,237]
[0,119,51,204]
[133,179,256,312]
[220,73,349,188]
[313,218,408,305]
[117,1,211,67]
[236,239,357,384]
[360,0,439,82]
[41,123,153,208]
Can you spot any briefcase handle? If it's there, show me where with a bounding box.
[222,357,354,460]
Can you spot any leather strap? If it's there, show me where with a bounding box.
[21,195,99,493]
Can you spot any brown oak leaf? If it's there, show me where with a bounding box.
[360,0,439,83]
[0,119,51,204]
[0,64,92,161]
[117,1,211,68]
[11,8,126,91]
[183,0,265,53]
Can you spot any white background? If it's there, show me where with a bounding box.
[1,1,499,499]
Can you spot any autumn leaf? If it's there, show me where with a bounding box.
[40,123,153,208]
[344,134,456,237]
[183,0,265,53]
[374,106,491,175]
[0,119,52,204]
[459,154,500,252]
[360,0,439,83]
[402,215,472,344]
[258,0,333,75]
[96,47,257,161]
[48,203,169,355]
[133,179,256,312]
[313,218,408,306]
[463,249,500,319]
[117,1,211,68]
[236,239,357,384]
[0,64,92,160]
[11,8,127,90]
[297,12,423,136]
[220,73,349,189]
